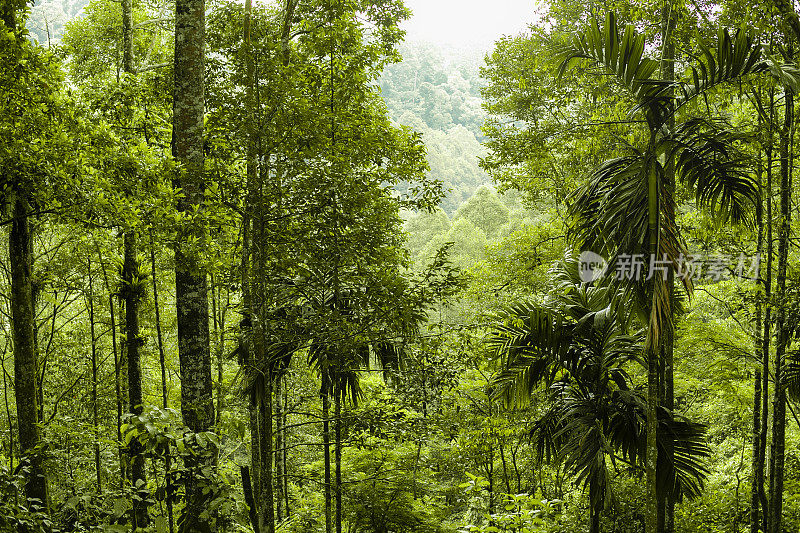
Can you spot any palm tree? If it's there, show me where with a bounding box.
[552,13,796,531]
[489,257,709,533]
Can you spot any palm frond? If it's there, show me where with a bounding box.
[764,52,800,93]
[488,302,575,406]
[569,154,650,256]
[554,12,668,127]
[658,411,711,501]
[530,403,568,464]
[674,27,764,111]
[784,350,800,402]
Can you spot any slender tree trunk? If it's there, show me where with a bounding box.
[646,131,661,533]
[272,9,295,515]
[660,5,676,531]
[150,232,169,410]
[753,366,763,533]
[112,290,125,485]
[218,289,225,425]
[335,385,342,533]
[34,293,45,426]
[242,466,260,533]
[275,370,284,521]
[252,162,274,533]
[322,383,332,533]
[282,375,290,517]
[257,375,275,533]
[751,147,765,533]
[487,439,494,514]
[511,443,521,493]
[241,210,260,529]
[768,86,793,533]
[499,440,511,494]
[120,1,149,522]
[96,241,127,487]
[87,261,102,492]
[2,345,14,474]
[760,98,774,533]
[149,232,175,533]
[121,0,132,74]
[10,195,48,508]
[211,275,223,428]
[124,232,149,528]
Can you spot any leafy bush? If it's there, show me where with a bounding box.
[459,473,561,533]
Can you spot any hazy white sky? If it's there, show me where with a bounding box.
[400,0,541,46]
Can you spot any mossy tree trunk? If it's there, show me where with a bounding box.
[173,0,216,528]
[10,195,49,509]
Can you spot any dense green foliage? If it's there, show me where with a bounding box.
[5,0,800,532]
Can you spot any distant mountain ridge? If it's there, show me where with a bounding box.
[380,40,492,213]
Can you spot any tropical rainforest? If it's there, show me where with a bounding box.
[2,0,800,531]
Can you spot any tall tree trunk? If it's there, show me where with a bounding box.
[645,132,660,533]
[252,160,274,532]
[4,4,47,510]
[150,232,169,411]
[120,0,149,522]
[487,438,494,514]
[241,0,262,527]
[34,292,44,426]
[10,195,48,509]
[124,232,149,528]
[96,242,127,487]
[241,211,260,530]
[218,288,225,427]
[112,289,125,485]
[768,86,793,533]
[752,318,764,533]
[659,5,676,531]
[122,0,132,73]
[276,6,296,521]
[211,275,224,428]
[760,91,774,533]
[174,0,216,527]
